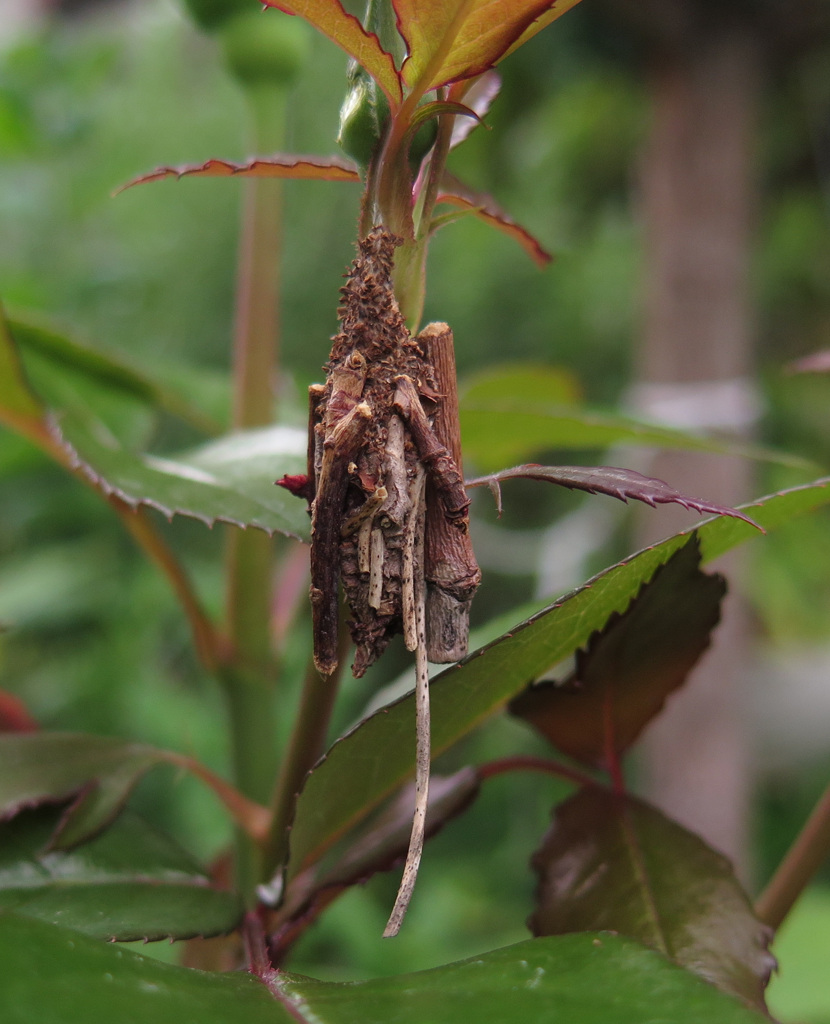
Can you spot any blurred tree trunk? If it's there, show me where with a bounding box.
[631,20,762,878]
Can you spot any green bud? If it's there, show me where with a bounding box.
[337,64,438,173]
[220,11,310,88]
[336,70,390,169]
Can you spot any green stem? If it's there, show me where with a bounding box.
[391,235,428,330]
[229,87,286,431]
[388,100,455,329]
[262,648,346,879]
[413,96,454,240]
[222,666,280,892]
[755,780,830,931]
[223,83,288,897]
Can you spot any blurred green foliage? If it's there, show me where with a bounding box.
[766,886,830,1024]
[1,0,829,1007]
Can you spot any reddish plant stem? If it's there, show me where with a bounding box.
[755,780,830,931]
[9,411,226,679]
[114,501,222,672]
[477,755,601,791]
[163,750,270,841]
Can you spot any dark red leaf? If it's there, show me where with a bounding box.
[467,462,763,529]
[116,154,361,194]
[531,787,775,1013]
[510,538,725,769]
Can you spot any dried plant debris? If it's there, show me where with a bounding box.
[280,228,480,678]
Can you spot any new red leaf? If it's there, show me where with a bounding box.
[263,0,402,105]
[510,539,725,768]
[467,463,762,529]
[531,788,775,1013]
[395,0,583,95]
[435,173,552,267]
[116,154,361,193]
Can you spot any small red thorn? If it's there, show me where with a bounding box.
[0,690,39,732]
[275,474,312,500]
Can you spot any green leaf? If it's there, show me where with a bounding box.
[0,807,241,941]
[530,789,775,1013]
[0,733,167,848]
[0,304,44,430]
[510,539,726,768]
[285,477,830,880]
[0,912,294,1024]
[53,414,310,539]
[262,0,403,106]
[0,913,766,1023]
[395,0,584,96]
[458,387,814,474]
[8,316,220,435]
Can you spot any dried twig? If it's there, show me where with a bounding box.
[384,469,430,937]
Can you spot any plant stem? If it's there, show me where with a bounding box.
[477,755,601,791]
[263,648,345,879]
[391,236,428,330]
[13,414,226,678]
[225,85,287,674]
[230,87,286,432]
[390,102,455,329]
[223,83,288,896]
[755,780,830,931]
[115,501,222,672]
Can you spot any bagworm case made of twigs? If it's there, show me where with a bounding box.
[297,228,480,678]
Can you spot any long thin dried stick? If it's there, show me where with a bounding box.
[384,469,430,937]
